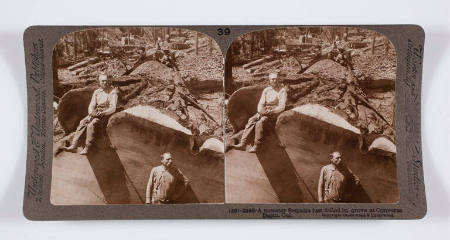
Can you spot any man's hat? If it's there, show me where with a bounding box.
[98,73,108,81]
[269,72,278,80]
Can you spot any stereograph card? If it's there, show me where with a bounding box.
[23,25,426,220]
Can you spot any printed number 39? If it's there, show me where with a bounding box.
[217,28,231,36]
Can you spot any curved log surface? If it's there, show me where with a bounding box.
[199,138,225,158]
[53,92,224,204]
[226,132,316,203]
[225,94,398,203]
[57,87,96,134]
[54,87,135,204]
[275,105,397,203]
[51,121,137,205]
[107,106,224,203]
[227,85,265,131]
[368,136,397,158]
[50,150,107,205]
[225,149,280,203]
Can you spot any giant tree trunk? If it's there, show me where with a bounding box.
[225,49,234,97]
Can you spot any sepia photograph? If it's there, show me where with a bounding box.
[225,27,398,203]
[51,27,225,204]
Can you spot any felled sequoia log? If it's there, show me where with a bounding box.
[226,149,284,203]
[227,85,265,131]
[226,86,398,203]
[53,104,225,204]
[54,60,225,204]
[51,149,108,205]
[57,87,96,134]
[107,106,224,203]
[368,136,396,157]
[273,105,398,203]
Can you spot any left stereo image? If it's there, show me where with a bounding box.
[51,27,225,205]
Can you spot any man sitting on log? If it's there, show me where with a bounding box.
[233,72,287,153]
[63,73,118,155]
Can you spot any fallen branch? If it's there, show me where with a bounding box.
[350,88,392,126]
[289,80,320,101]
[362,43,385,52]
[67,57,99,71]
[246,66,262,74]
[186,43,208,53]
[243,56,272,69]
[122,80,148,103]
[122,54,151,76]
[297,51,333,74]
[265,59,281,68]
[179,93,219,126]
[344,70,392,126]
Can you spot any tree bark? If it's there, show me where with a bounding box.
[209,38,213,54]
[225,49,234,97]
[385,39,390,56]
[371,35,376,55]
[73,32,78,61]
[195,32,199,55]
[52,47,60,99]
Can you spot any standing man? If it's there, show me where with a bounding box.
[63,73,118,155]
[317,151,360,203]
[233,72,287,153]
[146,152,190,204]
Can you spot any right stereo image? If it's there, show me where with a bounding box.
[224,26,398,203]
